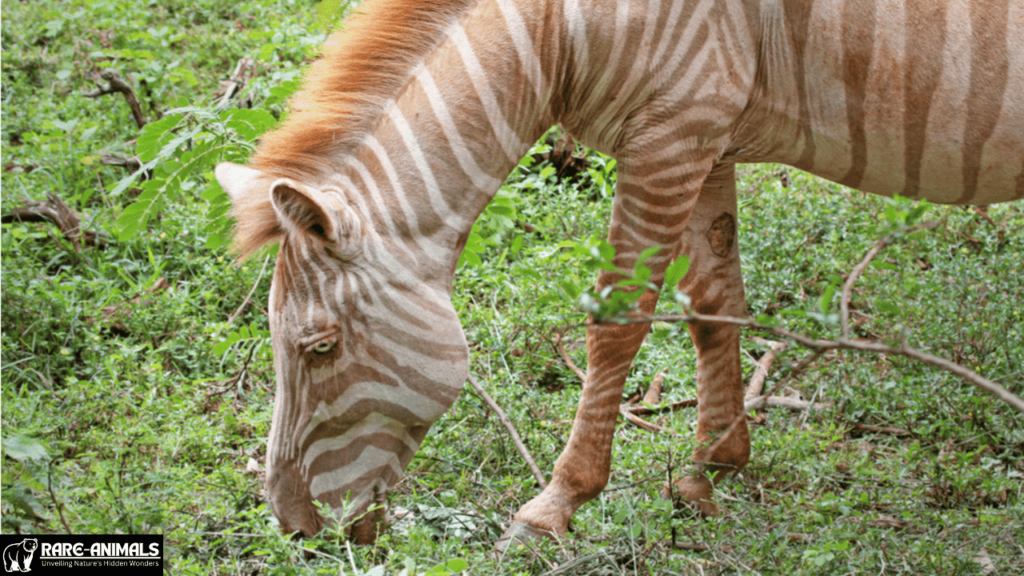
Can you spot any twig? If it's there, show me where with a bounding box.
[627,398,698,415]
[48,461,73,534]
[744,339,789,401]
[840,221,939,339]
[467,375,547,489]
[619,404,676,434]
[745,396,831,411]
[227,253,272,324]
[100,155,142,173]
[215,57,255,109]
[554,329,587,383]
[1,193,102,250]
[84,70,146,129]
[208,340,260,398]
[643,368,667,405]
[595,312,1023,414]
[697,350,825,470]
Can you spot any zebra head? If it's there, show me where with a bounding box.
[215,162,469,542]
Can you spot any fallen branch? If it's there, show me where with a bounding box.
[599,311,1023,414]
[744,339,789,401]
[553,329,587,383]
[852,424,911,437]
[643,368,667,406]
[214,57,256,109]
[627,398,698,416]
[1,193,102,250]
[745,395,832,412]
[467,375,547,489]
[619,403,676,434]
[84,70,146,129]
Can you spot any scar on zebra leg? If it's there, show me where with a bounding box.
[664,164,750,517]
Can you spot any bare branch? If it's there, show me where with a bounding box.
[467,375,547,489]
[553,328,587,383]
[214,57,256,109]
[1,193,103,250]
[744,395,832,412]
[619,404,676,434]
[841,221,939,339]
[744,339,788,401]
[597,311,1024,415]
[627,398,698,416]
[643,368,667,406]
[84,70,146,129]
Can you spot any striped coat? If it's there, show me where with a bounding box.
[215,0,1023,542]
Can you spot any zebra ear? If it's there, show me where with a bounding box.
[214,162,264,202]
[269,178,363,259]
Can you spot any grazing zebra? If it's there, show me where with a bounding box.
[215,0,1024,543]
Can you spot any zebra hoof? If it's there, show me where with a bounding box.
[661,475,720,517]
[494,521,558,554]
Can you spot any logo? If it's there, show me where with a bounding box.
[3,538,38,573]
[0,535,161,575]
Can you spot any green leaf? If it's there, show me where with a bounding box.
[3,435,50,462]
[316,0,345,30]
[663,255,690,289]
[445,558,468,572]
[818,283,836,315]
[635,246,660,269]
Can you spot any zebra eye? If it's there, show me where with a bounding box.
[312,341,335,355]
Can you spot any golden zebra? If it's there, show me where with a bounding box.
[215,0,1024,543]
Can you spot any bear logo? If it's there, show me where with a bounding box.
[3,538,37,572]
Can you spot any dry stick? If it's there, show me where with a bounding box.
[744,339,789,401]
[84,70,146,129]
[628,398,698,416]
[619,404,676,435]
[606,312,1024,414]
[1,193,95,250]
[747,396,832,412]
[227,253,272,324]
[467,375,547,489]
[698,350,826,471]
[840,221,939,340]
[554,329,587,382]
[643,368,667,405]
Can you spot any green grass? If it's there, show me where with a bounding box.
[3,1,1023,574]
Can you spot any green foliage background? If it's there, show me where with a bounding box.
[2,0,1022,574]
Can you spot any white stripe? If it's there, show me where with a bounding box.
[310,446,405,499]
[303,412,420,477]
[496,0,546,102]
[450,23,525,162]
[387,106,469,229]
[416,68,504,191]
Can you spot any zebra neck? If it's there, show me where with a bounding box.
[335,0,560,288]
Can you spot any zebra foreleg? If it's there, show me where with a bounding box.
[498,159,707,548]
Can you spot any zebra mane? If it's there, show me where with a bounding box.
[233,0,478,258]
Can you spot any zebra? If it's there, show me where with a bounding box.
[214,0,1023,543]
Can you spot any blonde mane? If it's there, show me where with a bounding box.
[232,0,478,258]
